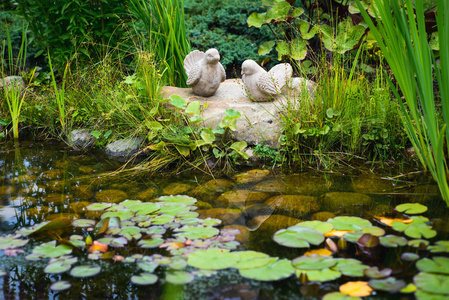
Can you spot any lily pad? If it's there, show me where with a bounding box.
[120,200,142,207]
[175,226,219,239]
[176,211,199,219]
[368,277,406,292]
[327,217,372,231]
[187,249,240,270]
[158,203,190,216]
[50,281,71,291]
[0,235,29,250]
[379,235,407,248]
[392,216,436,239]
[414,272,449,295]
[415,289,449,300]
[127,202,161,215]
[138,261,159,273]
[295,268,342,282]
[364,267,392,279]
[138,238,164,248]
[101,210,134,221]
[150,215,175,225]
[292,255,337,270]
[168,258,188,270]
[31,241,72,258]
[86,203,112,211]
[201,218,222,227]
[298,221,333,234]
[401,252,419,261]
[145,226,166,235]
[233,251,272,270]
[239,258,295,281]
[156,195,197,205]
[165,271,194,284]
[131,273,158,285]
[44,261,72,274]
[339,264,369,277]
[408,239,429,249]
[396,203,427,215]
[323,292,361,300]
[70,265,101,278]
[72,219,96,228]
[273,226,324,248]
[416,257,449,275]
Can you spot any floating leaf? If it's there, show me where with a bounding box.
[138,238,164,248]
[328,217,372,231]
[343,232,364,243]
[401,252,419,261]
[368,277,406,292]
[127,202,161,215]
[273,226,324,248]
[86,203,112,211]
[400,283,417,293]
[72,219,95,228]
[339,264,369,277]
[408,239,429,249]
[323,292,361,300]
[292,255,337,270]
[201,218,221,227]
[364,267,392,279]
[414,272,449,295]
[299,221,333,234]
[295,268,342,282]
[416,257,449,275]
[158,203,190,216]
[415,290,448,300]
[374,216,413,227]
[131,273,158,285]
[101,210,134,221]
[50,281,71,291]
[304,248,333,256]
[392,216,436,239]
[339,281,373,297]
[0,235,29,250]
[31,241,72,258]
[70,265,101,278]
[150,215,175,225]
[239,258,294,281]
[29,217,72,236]
[156,195,197,205]
[168,258,187,270]
[175,226,219,239]
[165,271,194,284]
[396,203,428,215]
[138,261,159,273]
[379,235,407,247]
[187,249,240,270]
[44,261,72,274]
[233,251,272,270]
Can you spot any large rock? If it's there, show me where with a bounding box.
[197,208,242,225]
[320,192,373,214]
[264,195,320,218]
[0,76,25,90]
[162,78,315,149]
[105,137,142,159]
[215,190,269,208]
[68,130,96,150]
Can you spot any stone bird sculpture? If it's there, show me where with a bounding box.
[241,60,292,102]
[184,48,226,97]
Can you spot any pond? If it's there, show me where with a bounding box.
[1,140,448,299]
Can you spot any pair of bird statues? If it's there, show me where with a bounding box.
[183,48,292,101]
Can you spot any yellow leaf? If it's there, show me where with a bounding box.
[159,242,184,251]
[339,281,373,297]
[88,241,108,253]
[304,248,333,256]
[325,230,353,237]
[374,216,413,227]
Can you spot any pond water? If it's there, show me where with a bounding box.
[1,141,448,299]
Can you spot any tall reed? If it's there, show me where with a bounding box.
[1,26,33,139]
[129,0,190,88]
[48,51,69,132]
[356,0,449,204]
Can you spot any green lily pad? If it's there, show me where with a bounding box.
[50,281,71,291]
[343,232,364,243]
[70,265,101,278]
[110,237,128,247]
[429,241,449,253]
[400,283,417,293]
[86,203,112,211]
[132,215,149,223]
[165,271,194,284]
[138,238,164,248]
[239,258,295,281]
[416,257,449,275]
[396,203,427,215]
[401,252,419,261]
[0,235,29,250]
[327,217,372,231]
[150,215,175,225]
[168,258,187,270]
[273,226,324,248]
[145,226,166,235]
[44,261,72,274]
[369,277,406,292]
[392,216,436,239]
[331,258,363,270]
[292,255,337,270]
[414,272,449,295]
[364,267,392,279]
[120,200,142,207]
[187,249,240,270]
[138,261,159,273]
[127,202,161,215]
[379,235,407,247]
[156,195,197,205]
[408,239,429,249]
[158,203,190,216]
[131,273,158,285]
[361,226,385,236]
[72,219,96,228]
[295,268,342,282]
[176,211,199,219]
[201,218,222,226]
[180,218,200,226]
[339,263,369,277]
[415,289,449,300]
[233,251,272,270]
[298,221,333,234]
[175,226,219,239]
[101,210,134,221]
[323,292,361,300]
[31,241,72,258]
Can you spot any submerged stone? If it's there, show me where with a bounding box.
[44,194,73,205]
[95,190,128,203]
[214,190,269,208]
[105,137,143,159]
[196,201,213,210]
[46,213,80,221]
[222,225,250,244]
[197,208,242,225]
[311,211,336,222]
[233,169,271,184]
[46,180,67,193]
[253,174,328,195]
[40,169,64,180]
[189,179,235,202]
[0,185,16,196]
[162,183,194,195]
[78,166,95,174]
[264,195,319,218]
[72,185,94,200]
[26,206,53,218]
[136,188,156,201]
[409,185,441,203]
[68,130,96,150]
[351,175,396,194]
[249,214,300,236]
[320,192,373,214]
[10,174,37,185]
[19,184,45,195]
[67,201,93,214]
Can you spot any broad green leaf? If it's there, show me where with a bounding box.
[50,281,71,291]
[299,221,333,234]
[157,195,197,205]
[86,203,112,211]
[32,241,72,258]
[258,40,275,55]
[298,20,318,40]
[175,226,219,239]
[368,277,406,292]
[292,255,337,270]
[169,95,187,109]
[247,12,267,28]
[72,219,96,228]
[44,261,72,274]
[148,121,163,131]
[185,101,201,115]
[0,235,29,250]
[138,238,164,248]
[276,40,290,60]
[290,37,308,60]
[70,265,101,278]
[274,226,324,248]
[131,273,158,285]
[322,292,361,300]
[416,257,449,275]
[201,129,215,144]
[233,251,272,270]
[239,258,294,281]
[414,272,449,295]
[101,210,134,221]
[296,268,342,282]
[266,2,291,22]
[379,235,407,247]
[187,249,240,270]
[340,264,369,277]
[395,203,428,214]
[328,216,372,231]
[127,202,161,215]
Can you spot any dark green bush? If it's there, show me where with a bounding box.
[16,0,134,70]
[184,0,274,73]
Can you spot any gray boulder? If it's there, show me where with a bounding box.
[0,76,25,90]
[68,130,96,150]
[105,137,142,159]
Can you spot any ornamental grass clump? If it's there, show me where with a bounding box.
[356,0,449,205]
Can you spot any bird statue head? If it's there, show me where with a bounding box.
[205,48,220,64]
[241,60,259,77]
